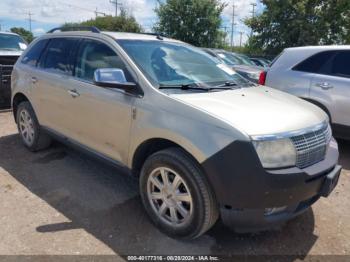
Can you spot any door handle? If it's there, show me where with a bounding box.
[31,77,38,84]
[316,82,333,90]
[68,89,80,98]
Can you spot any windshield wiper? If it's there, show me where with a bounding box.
[213,81,238,89]
[159,84,210,91]
[159,82,240,91]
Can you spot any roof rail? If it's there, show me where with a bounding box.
[142,32,167,40]
[47,26,101,34]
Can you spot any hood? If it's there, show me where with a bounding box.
[170,86,327,137]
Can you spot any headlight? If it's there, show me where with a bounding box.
[252,138,296,169]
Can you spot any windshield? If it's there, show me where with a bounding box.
[117,40,250,88]
[0,34,27,51]
[258,59,269,67]
[215,52,242,66]
[236,54,256,66]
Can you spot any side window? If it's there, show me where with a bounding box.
[330,51,350,78]
[75,40,133,82]
[21,39,49,66]
[41,38,77,75]
[293,51,335,73]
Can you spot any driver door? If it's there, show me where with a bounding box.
[67,39,136,164]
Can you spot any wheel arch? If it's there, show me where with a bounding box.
[131,138,203,176]
[12,93,30,123]
[303,98,332,123]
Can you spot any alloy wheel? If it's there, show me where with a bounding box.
[18,109,35,146]
[147,167,193,226]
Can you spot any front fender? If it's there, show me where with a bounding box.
[128,95,248,168]
[128,112,239,167]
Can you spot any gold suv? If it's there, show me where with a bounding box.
[11,27,342,238]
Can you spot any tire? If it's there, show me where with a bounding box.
[140,147,219,239]
[16,101,52,151]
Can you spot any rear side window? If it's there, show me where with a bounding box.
[330,51,350,78]
[21,39,49,66]
[41,38,78,75]
[293,51,335,73]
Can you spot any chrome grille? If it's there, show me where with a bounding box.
[290,124,332,169]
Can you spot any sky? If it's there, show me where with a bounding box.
[0,0,263,45]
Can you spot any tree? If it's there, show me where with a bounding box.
[64,8,142,33]
[318,0,350,44]
[245,0,350,55]
[154,0,226,47]
[10,27,34,43]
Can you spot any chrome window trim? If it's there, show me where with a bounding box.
[250,121,329,141]
[68,76,143,98]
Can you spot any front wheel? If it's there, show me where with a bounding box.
[140,148,219,239]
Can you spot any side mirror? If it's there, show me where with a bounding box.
[93,68,137,90]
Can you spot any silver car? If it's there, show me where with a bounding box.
[11,28,342,238]
[262,46,350,140]
[202,48,263,83]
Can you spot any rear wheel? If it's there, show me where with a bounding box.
[140,148,218,239]
[16,102,52,151]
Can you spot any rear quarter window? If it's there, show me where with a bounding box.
[21,39,49,67]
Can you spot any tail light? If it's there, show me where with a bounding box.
[258,71,267,85]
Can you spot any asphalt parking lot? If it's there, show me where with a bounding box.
[0,110,349,258]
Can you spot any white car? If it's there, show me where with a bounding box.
[260,46,350,140]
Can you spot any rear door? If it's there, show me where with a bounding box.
[33,37,80,136]
[311,50,350,127]
[15,38,49,115]
[64,38,136,163]
[272,50,334,98]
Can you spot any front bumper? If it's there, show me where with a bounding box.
[201,138,341,232]
[221,165,341,232]
[0,64,13,109]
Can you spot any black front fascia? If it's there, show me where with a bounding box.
[0,56,18,109]
[201,140,340,209]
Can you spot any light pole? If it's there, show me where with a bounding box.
[230,1,237,51]
[250,3,257,38]
[239,31,243,47]
[27,12,34,32]
[110,0,122,16]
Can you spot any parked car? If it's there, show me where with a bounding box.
[12,27,341,239]
[0,31,27,108]
[250,57,270,68]
[202,48,263,83]
[260,46,350,140]
[260,57,272,65]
